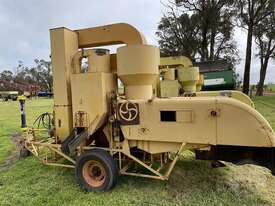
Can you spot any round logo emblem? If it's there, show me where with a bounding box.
[119,102,138,122]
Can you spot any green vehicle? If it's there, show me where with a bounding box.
[202,70,235,90]
[194,60,236,91]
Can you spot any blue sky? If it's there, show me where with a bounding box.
[0,0,274,83]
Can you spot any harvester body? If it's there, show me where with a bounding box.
[22,23,275,191]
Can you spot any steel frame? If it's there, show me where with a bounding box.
[23,128,187,180]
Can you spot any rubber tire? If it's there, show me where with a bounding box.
[75,149,118,192]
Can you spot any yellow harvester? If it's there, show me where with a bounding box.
[21,23,275,191]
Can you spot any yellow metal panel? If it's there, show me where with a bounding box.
[71,73,116,136]
[72,49,111,74]
[178,66,199,94]
[176,110,193,123]
[216,98,274,147]
[120,98,217,145]
[129,140,181,154]
[163,68,175,80]
[54,106,73,141]
[196,90,255,108]
[160,56,193,67]
[50,28,78,106]
[76,23,147,48]
[117,45,160,99]
[50,28,79,140]
[159,80,179,97]
[120,97,275,149]
[196,74,204,92]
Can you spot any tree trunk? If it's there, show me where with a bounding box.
[201,26,208,61]
[256,56,270,96]
[210,29,215,60]
[242,26,253,95]
[200,0,208,61]
[256,67,265,96]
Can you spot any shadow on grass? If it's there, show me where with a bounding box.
[116,154,272,206]
[0,152,273,206]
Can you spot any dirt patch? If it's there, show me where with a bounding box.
[0,133,25,172]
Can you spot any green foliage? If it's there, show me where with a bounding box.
[235,0,275,94]
[0,70,13,81]
[156,13,200,58]
[0,59,52,92]
[254,11,275,96]
[236,0,275,30]
[156,0,239,64]
[0,98,275,205]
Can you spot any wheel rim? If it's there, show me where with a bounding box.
[82,160,106,188]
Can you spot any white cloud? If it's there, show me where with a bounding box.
[0,0,168,69]
[0,0,274,83]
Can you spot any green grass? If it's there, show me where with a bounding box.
[249,84,275,92]
[0,99,52,162]
[252,96,275,128]
[268,84,275,92]
[0,97,275,205]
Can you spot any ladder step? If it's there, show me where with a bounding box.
[61,129,88,155]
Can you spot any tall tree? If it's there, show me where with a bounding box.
[33,59,53,92]
[1,59,53,92]
[157,0,238,64]
[254,14,275,96]
[0,70,13,81]
[13,61,29,83]
[236,0,275,94]
[156,13,200,58]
